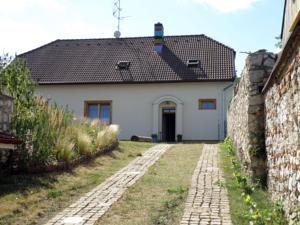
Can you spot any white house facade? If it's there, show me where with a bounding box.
[20,23,236,142]
[36,82,233,141]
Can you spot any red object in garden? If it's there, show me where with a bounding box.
[0,132,22,145]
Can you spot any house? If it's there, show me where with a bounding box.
[281,0,300,46]
[19,23,236,142]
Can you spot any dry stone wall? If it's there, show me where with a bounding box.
[228,27,300,222]
[0,94,14,168]
[227,50,276,178]
[0,94,13,133]
[264,27,300,222]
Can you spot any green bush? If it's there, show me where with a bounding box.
[0,57,119,168]
[30,98,73,165]
[221,137,287,225]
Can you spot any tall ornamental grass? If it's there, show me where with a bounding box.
[30,98,73,165]
[0,58,119,167]
[96,125,120,149]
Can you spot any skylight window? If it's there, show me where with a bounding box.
[116,61,131,70]
[187,59,199,68]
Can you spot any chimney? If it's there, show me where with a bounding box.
[154,22,164,54]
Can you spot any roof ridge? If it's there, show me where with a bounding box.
[200,34,235,53]
[57,34,207,41]
[19,34,235,56]
[57,34,235,52]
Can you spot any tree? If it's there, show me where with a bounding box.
[0,56,37,164]
[275,36,282,49]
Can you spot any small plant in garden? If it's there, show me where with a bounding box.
[151,186,188,225]
[221,137,287,225]
[75,128,93,155]
[167,186,188,194]
[96,125,120,149]
[55,137,75,162]
[47,190,63,199]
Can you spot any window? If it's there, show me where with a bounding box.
[199,99,217,110]
[163,109,176,113]
[187,59,199,68]
[84,101,112,125]
[116,61,131,70]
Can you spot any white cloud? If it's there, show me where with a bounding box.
[192,0,261,13]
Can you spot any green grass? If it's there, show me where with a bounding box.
[0,141,154,225]
[96,143,203,225]
[219,144,271,225]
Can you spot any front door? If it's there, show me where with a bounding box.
[162,108,176,142]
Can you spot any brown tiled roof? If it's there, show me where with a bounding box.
[19,35,236,84]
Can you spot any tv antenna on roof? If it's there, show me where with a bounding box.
[113,0,130,38]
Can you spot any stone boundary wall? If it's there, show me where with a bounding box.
[227,50,275,178]
[0,94,14,169]
[263,26,300,222]
[0,94,13,133]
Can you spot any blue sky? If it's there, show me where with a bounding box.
[0,0,284,75]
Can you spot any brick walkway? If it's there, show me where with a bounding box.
[45,144,172,225]
[180,144,232,225]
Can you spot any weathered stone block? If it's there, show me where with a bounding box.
[0,94,14,133]
[227,50,274,179]
[249,95,264,106]
[248,105,262,114]
[248,51,264,66]
[264,57,276,68]
[249,70,266,83]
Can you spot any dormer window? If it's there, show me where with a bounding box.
[116,61,131,70]
[187,59,199,68]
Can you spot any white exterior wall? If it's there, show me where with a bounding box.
[36,82,233,141]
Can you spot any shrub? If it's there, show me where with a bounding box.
[75,128,93,155]
[96,130,106,149]
[30,98,73,165]
[55,137,75,162]
[0,57,120,168]
[96,125,119,149]
[106,124,120,142]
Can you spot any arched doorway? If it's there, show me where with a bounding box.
[160,101,176,142]
[152,96,183,142]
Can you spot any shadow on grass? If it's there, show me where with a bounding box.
[0,174,58,196]
[0,147,124,197]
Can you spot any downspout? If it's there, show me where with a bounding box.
[221,83,234,140]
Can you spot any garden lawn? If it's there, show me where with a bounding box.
[219,144,271,225]
[0,141,154,225]
[96,143,203,225]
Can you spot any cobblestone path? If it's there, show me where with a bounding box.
[180,144,232,225]
[45,144,172,225]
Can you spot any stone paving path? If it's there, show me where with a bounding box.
[180,144,232,225]
[45,144,172,225]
